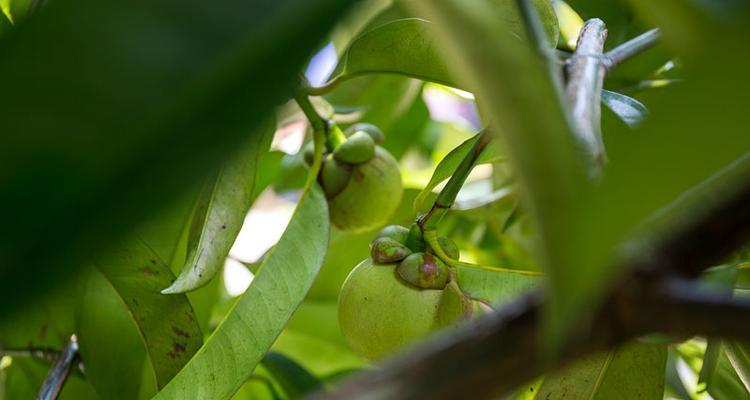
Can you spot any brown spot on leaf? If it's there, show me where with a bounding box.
[171,326,190,338]
[167,342,187,359]
[139,267,158,276]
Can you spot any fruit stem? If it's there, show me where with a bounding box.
[418,130,491,231]
[294,77,346,152]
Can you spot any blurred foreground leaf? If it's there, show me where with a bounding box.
[0,0,353,318]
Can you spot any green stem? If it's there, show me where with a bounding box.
[294,80,346,152]
[418,130,491,230]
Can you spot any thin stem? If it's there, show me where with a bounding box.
[603,29,661,71]
[565,18,608,175]
[1,347,61,362]
[302,74,355,96]
[418,130,491,230]
[37,335,78,400]
[294,77,346,152]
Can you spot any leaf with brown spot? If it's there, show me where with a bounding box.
[76,239,203,396]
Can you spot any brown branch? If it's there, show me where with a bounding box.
[565,19,609,173]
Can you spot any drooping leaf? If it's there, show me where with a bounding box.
[0,0,355,318]
[78,239,203,390]
[413,132,496,213]
[700,339,750,400]
[537,342,668,399]
[601,89,649,128]
[153,183,330,399]
[164,118,276,294]
[262,352,324,398]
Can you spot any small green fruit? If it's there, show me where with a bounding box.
[327,146,402,233]
[334,131,375,164]
[437,236,460,260]
[404,223,426,252]
[396,252,449,290]
[375,225,410,244]
[345,122,385,144]
[370,237,411,263]
[338,260,450,360]
[320,156,351,198]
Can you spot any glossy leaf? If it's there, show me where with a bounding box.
[164,118,276,294]
[340,18,455,87]
[601,89,649,128]
[333,0,559,89]
[79,239,203,390]
[413,133,496,213]
[0,0,354,318]
[153,183,330,399]
[537,342,667,399]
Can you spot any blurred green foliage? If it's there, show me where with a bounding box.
[2,0,750,399]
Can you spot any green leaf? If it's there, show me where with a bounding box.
[413,133,495,213]
[456,266,541,307]
[0,281,94,399]
[700,340,750,400]
[340,18,456,87]
[0,0,355,319]
[262,352,324,398]
[76,269,153,399]
[152,183,330,399]
[403,0,589,349]
[724,341,750,392]
[537,342,667,399]
[78,239,203,391]
[164,118,276,294]
[601,89,649,128]
[2,358,98,400]
[332,0,559,90]
[552,0,584,50]
[0,0,12,24]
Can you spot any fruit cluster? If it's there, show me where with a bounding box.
[338,224,489,360]
[305,123,403,233]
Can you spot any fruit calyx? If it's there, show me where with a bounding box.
[369,224,461,290]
